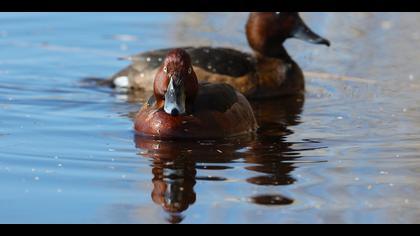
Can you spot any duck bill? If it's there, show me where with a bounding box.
[164,76,186,116]
[291,14,330,47]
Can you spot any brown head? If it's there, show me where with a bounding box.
[153,49,199,116]
[246,12,330,58]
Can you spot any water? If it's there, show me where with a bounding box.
[1,12,420,223]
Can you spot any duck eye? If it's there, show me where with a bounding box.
[163,67,168,73]
[188,67,192,74]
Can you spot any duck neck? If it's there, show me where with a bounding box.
[254,44,293,63]
[251,46,303,98]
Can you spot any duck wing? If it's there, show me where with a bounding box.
[123,47,256,77]
[194,82,239,113]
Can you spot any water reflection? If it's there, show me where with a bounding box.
[245,95,304,205]
[132,93,319,223]
[134,136,248,223]
[150,155,196,224]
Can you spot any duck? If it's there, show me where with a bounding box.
[134,48,258,139]
[104,12,330,99]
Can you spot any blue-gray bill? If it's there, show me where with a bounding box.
[164,76,186,116]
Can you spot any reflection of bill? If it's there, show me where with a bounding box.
[150,157,196,224]
[134,136,246,223]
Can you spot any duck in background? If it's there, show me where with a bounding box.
[134,48,258,139]
[102,12,330,99]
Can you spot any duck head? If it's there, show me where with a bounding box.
[246,12,330,58]
[153,49,199,116]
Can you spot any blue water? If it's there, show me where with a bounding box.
[1,12,420,223]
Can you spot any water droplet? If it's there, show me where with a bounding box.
[34,176,40,181]
[146,57,151,62]
[57,164,62,167]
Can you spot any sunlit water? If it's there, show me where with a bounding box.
[0,12,419,223]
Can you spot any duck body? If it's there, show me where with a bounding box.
[134,49,258,139]
[107,12,330,99]
[135,82,257,139]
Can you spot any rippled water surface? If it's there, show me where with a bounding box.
[1,12,420,223]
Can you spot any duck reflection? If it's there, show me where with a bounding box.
[245,95,304,205]
[134,136,248,223]
[150,154,196,224]
[133,93,309,223]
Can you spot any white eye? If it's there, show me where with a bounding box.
[188,67,192,74]
[163,67,167,73]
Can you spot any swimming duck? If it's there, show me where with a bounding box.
[134,48,258,139]
[106,12,330,99]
